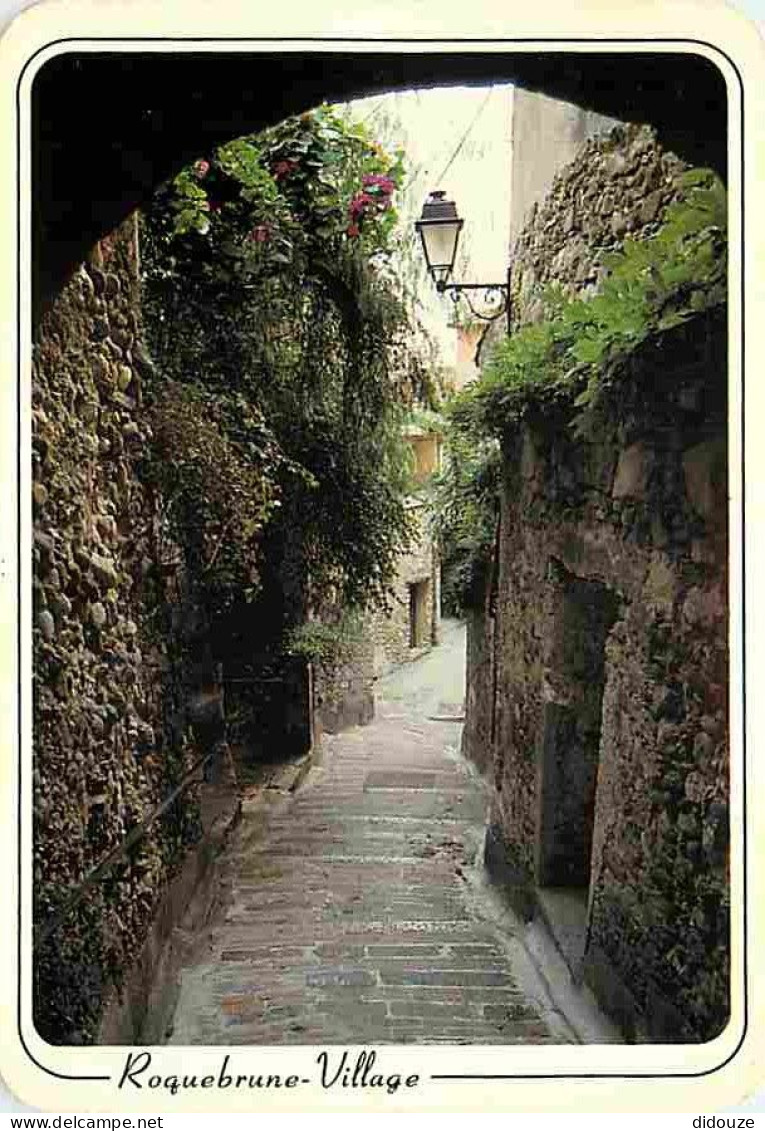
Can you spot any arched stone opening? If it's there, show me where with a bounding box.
[29,52,731,1044]
[32,48,727,315]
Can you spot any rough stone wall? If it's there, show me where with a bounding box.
[453,325,482,389]
[509,88,620,251]
[587,401,729,1039]
[32,220,211,1044]
[371,499,439,673]
[510,121,687,327]
[313,632,376,736]
[466,314,728,1042]
[461,577,495,779]
[464,116,729,1041]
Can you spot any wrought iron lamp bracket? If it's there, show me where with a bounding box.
[436,281,511,328]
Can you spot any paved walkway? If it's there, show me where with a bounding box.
[166,624,580,1045]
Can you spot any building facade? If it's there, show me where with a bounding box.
[371,426,442,674]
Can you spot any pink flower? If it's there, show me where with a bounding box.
[347,223,360,238]
[349,192,376,217]
[194,159,210,179]
[273,159,299,180]
[362,173,395,193]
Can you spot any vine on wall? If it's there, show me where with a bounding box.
[431,167,727,607]
[449,168,726,443]
[141,107,434,655]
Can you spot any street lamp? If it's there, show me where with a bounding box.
[414,190,463,290]
[415,190,510,329]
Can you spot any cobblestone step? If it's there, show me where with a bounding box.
[166,666,573,1046]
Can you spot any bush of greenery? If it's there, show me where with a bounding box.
[284,609,367,668]
[429,433,501,616]
[431,168,727,609]
[449,168,726,445]
[141,107,434,646]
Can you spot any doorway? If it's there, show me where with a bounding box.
[408,578,431,649]
[535,566,620,975]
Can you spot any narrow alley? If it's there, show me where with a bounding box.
[24,50,733,1108]
[165,622,603,1046]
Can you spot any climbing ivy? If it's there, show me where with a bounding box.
[144,381,290,619]
[141,107,432,643]
[448,168,727,444]
[284,608,367,668]
[428,431,501,614]
[430,167,726,609]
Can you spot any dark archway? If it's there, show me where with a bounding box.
[32,48,727,313]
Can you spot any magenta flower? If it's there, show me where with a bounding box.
[349,191,377,217]
[347,174,395,231]
[273,159,299,180]
[362,173,395,193]
[194,159,210,179]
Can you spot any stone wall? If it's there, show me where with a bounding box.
[467,311,728,1042]
[463,115,729,1041]
[32,220,234,1044]
[510,121,687,327]
[371,498,439,674]
[462,580,496,779]
[509,88,619,251]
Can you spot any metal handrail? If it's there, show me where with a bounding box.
[35,742,222,948]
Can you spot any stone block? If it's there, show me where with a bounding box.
[611,442,654,500]
[642,557,677,616]
[483,822,535,921]
[305,967,376,988]
[682,436,727,521]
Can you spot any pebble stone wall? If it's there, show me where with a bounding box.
[32,215,385,1043]
[32,219,204,1043]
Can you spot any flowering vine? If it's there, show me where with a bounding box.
[347,173,396,238]
[162,105,405,269]
[141,105,427,628]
